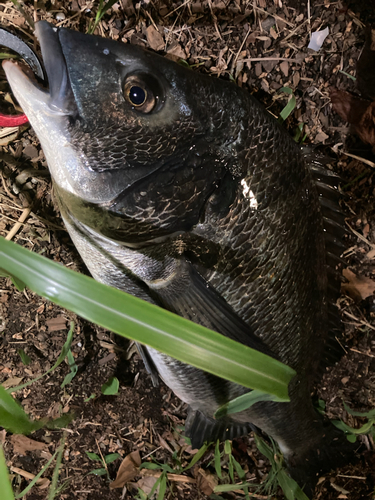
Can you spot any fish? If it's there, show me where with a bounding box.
[4,21,355,495]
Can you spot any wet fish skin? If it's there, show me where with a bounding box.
[3,21,353,493]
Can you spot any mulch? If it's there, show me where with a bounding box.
[0,0,375,499]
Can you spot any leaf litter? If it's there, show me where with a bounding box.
[0,0,375,499]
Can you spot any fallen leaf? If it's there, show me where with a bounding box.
[315,130,329,143]
[342,268,375,301]
[146,25,164,51]
[196,467,218,495]
[11,435,51,456]
[167,42,186,60]
[2,376,23,389]
[136,475,158,495]
[110,450,141,489]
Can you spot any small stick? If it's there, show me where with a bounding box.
[249,2,294,27]
[339,151,375,169]
[5,206,32,241]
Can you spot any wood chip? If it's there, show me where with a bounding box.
[146,25,164,51]
[46,316,67,332]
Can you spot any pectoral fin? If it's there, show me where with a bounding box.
[146,258,275,359]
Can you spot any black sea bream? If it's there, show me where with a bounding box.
[4,21,354,493]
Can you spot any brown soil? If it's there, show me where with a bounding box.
[0,1,375,499]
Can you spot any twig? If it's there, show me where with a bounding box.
[164,0,191,18]
[350,348,375,358]
[345,221,375,250]
[248,2,294,27]
[232,26,251,72]
[5,206,32,241]
[95,437,108,474]
[307,0,311,36]
[337,474,366,480]
[343,310,375,331]
[281,18,309,43]
[240,57,301,63]
[339,151,375,168]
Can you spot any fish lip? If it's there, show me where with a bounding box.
[34,21,77,116]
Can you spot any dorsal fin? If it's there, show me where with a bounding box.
[303,148,347,367]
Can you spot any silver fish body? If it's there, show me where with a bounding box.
[4,21,354,493]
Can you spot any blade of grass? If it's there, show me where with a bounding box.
[15,449,59,499]
[0,446,14,500]
[0,237,295,399]
[0,385,42,434]
[278,87,296,123]
[214,389,287,418]
[47,435,65,500]
[214,440,222,479]
[6,322,74,393]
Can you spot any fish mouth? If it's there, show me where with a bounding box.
[3,21,78,118]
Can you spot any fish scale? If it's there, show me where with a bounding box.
[3,21,356,496]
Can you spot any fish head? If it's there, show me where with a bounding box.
[4,22,244,242]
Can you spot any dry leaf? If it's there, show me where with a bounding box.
[11,435,51,456]
[110,450,141,489]
[196,467,218,495]
[342,268,375,301]
[136,475,158,495]
[146,25,164,51]
[2,377,23,389]
[167,43,186,60]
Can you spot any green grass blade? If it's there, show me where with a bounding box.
[0,385,42,434]
[15,449,58,499]
[278,87,296,123]
[0,446,14,500]
[343,402,375,419]
[0,237,295,399]
[214,389,287,419]
[277,469,310,500]
[214,440,222,479]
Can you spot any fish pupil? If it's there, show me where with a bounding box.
[129,86,146,105]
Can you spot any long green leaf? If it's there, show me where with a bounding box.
[0,385,42,434]
[0,446,14,500]
[0,237,295,399]
[214,389,287,419]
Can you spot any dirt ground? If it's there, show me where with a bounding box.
[0,0,375,499]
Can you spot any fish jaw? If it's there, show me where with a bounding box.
[3,60,82,198]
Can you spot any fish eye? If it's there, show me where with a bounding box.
[128,86,146,106]
[123,76,157,113]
